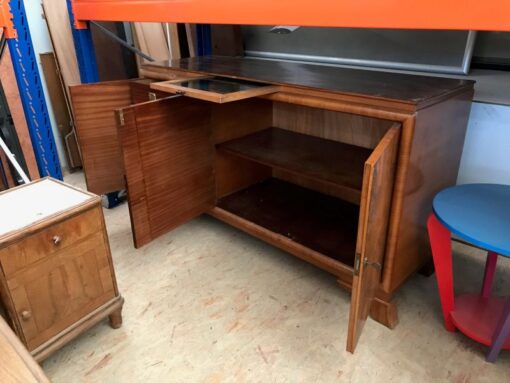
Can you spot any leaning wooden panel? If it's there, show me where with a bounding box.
[0,316,49,383]
[347,124,400,353]
[117,96,214,247]
[42,0,81,95]
[70,81,132,195]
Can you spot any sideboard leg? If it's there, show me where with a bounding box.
[109,308,123,329]
[369,297,399,329]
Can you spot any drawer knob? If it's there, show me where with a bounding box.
[21,310,32,321]
[52,235,62,245]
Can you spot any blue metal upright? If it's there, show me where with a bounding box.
[7,0,62,179]
[66,0,99,83]
[196,24,212,56]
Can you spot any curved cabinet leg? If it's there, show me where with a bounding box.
[427,213,456,332]
[109,308,123,329]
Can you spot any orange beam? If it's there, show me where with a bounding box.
[71,0,510,31]
[0,0,15,38]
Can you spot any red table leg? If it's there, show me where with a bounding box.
[482,251,498,298]
[427,213,456,332]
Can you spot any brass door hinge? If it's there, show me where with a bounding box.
[354,253,382,276]
[117,110,125,126]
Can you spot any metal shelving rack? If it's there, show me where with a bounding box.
[1,0,62,179]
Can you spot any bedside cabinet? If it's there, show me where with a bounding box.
[0,178,124,362]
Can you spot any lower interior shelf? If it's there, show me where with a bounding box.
[217,179,359,266]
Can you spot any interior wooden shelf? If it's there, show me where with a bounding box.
[217,128,372,194]
[217,179,359,266]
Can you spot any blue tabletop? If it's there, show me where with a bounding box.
[433,184,510,257]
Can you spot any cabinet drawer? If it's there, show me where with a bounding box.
[6,231,116,351]
[0,207,102,276]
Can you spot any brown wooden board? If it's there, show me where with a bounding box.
[39,52,82,170]
[117,96,214,248]
[70,81,132,195]
[90,22,136,81]
[42,0,81,94]
[217,178,359,266]
[211,25,243,56]
[0,316,49,383]
[347,124,400,353]
[218,128,372,204]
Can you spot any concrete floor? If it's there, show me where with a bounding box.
[41,172,510,382]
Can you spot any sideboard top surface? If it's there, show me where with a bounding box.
[142,56,475,107]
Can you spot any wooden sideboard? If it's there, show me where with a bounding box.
[70,56,474,352]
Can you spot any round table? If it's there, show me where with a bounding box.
[428,183,510,363]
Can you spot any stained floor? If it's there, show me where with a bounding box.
[42,172,510,382]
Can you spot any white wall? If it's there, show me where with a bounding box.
[24,1,68,169]
[457,102,510,185]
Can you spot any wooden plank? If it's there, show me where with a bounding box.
[0,47,39,180]
[133,22,171,63]
[90,22,134,81]
[211,25,243,56]
[0,316,49,383]
[185,24,196,57]
[164,23,181,59]
[42,0,81,99]
[39,52,82,170]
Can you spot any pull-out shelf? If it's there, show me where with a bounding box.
[150,77,279,103]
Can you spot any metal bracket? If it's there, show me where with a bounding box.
[116,110,125,126]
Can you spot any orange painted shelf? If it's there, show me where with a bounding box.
[70,0,510,31]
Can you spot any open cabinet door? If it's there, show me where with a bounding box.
[70,81,132,195]
[117,96,214,248]
[347,124,400,353]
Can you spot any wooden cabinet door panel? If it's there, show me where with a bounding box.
[70,81,132,195]
[7,232,115,350]
[347,124,400,353]
[117,96,214,248]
